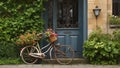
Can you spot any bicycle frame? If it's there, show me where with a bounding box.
[20,29,74,64]
[29,42,54,59]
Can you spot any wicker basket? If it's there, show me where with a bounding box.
[23,40,37,45]
[49,35,57,43]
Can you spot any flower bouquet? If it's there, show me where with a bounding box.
[45,29,58,43]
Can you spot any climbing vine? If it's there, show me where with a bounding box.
[0,0,47,59]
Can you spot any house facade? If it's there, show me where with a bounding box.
[43,0,119,57]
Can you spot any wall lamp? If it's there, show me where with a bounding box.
[93,6,101,19]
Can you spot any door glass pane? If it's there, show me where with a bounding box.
[57,0,78,28]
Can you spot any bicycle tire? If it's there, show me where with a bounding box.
[54,45,74,64]
[20,46,39,64]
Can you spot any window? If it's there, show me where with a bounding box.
[57,0,78,28]
[112,0,120,16]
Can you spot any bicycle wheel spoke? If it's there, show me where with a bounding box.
[30,47,36,53]
[20,46,39,64]
[55,45,74,64]
[25,47,30,54]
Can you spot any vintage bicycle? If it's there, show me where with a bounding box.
[19,29,75,64]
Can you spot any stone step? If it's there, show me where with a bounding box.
[38,58,88,64]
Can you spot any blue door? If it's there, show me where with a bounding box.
[44,0,87,57]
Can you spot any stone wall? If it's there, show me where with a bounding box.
[88,0,112,35]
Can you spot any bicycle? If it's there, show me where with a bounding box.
[20,29,74,64]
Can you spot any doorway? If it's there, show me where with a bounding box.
[44,0,87,57]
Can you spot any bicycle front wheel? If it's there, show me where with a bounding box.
[55,45,74,64]
[20,46,39,64]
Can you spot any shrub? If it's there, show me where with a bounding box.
[112,30,120,42]
[112,30,120,62]
[83,28,120,64]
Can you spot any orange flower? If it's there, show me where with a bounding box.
[20,35,25,40]
[16,31,41,46]
[26,33,31,37]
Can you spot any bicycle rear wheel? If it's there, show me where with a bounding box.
[20,46,39,64]
[54,45,74,64]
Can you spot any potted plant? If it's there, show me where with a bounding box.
[109,15,120,28]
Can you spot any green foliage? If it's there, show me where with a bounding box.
[112,30,120,42]
[0,58,23,64]
[0,42,20,58]
[83,28,120,65]
[0,0,46,61]
[112,30,120,63]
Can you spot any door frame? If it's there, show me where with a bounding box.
[79,0,88,57]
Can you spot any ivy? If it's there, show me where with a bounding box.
[0,0,47,59]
